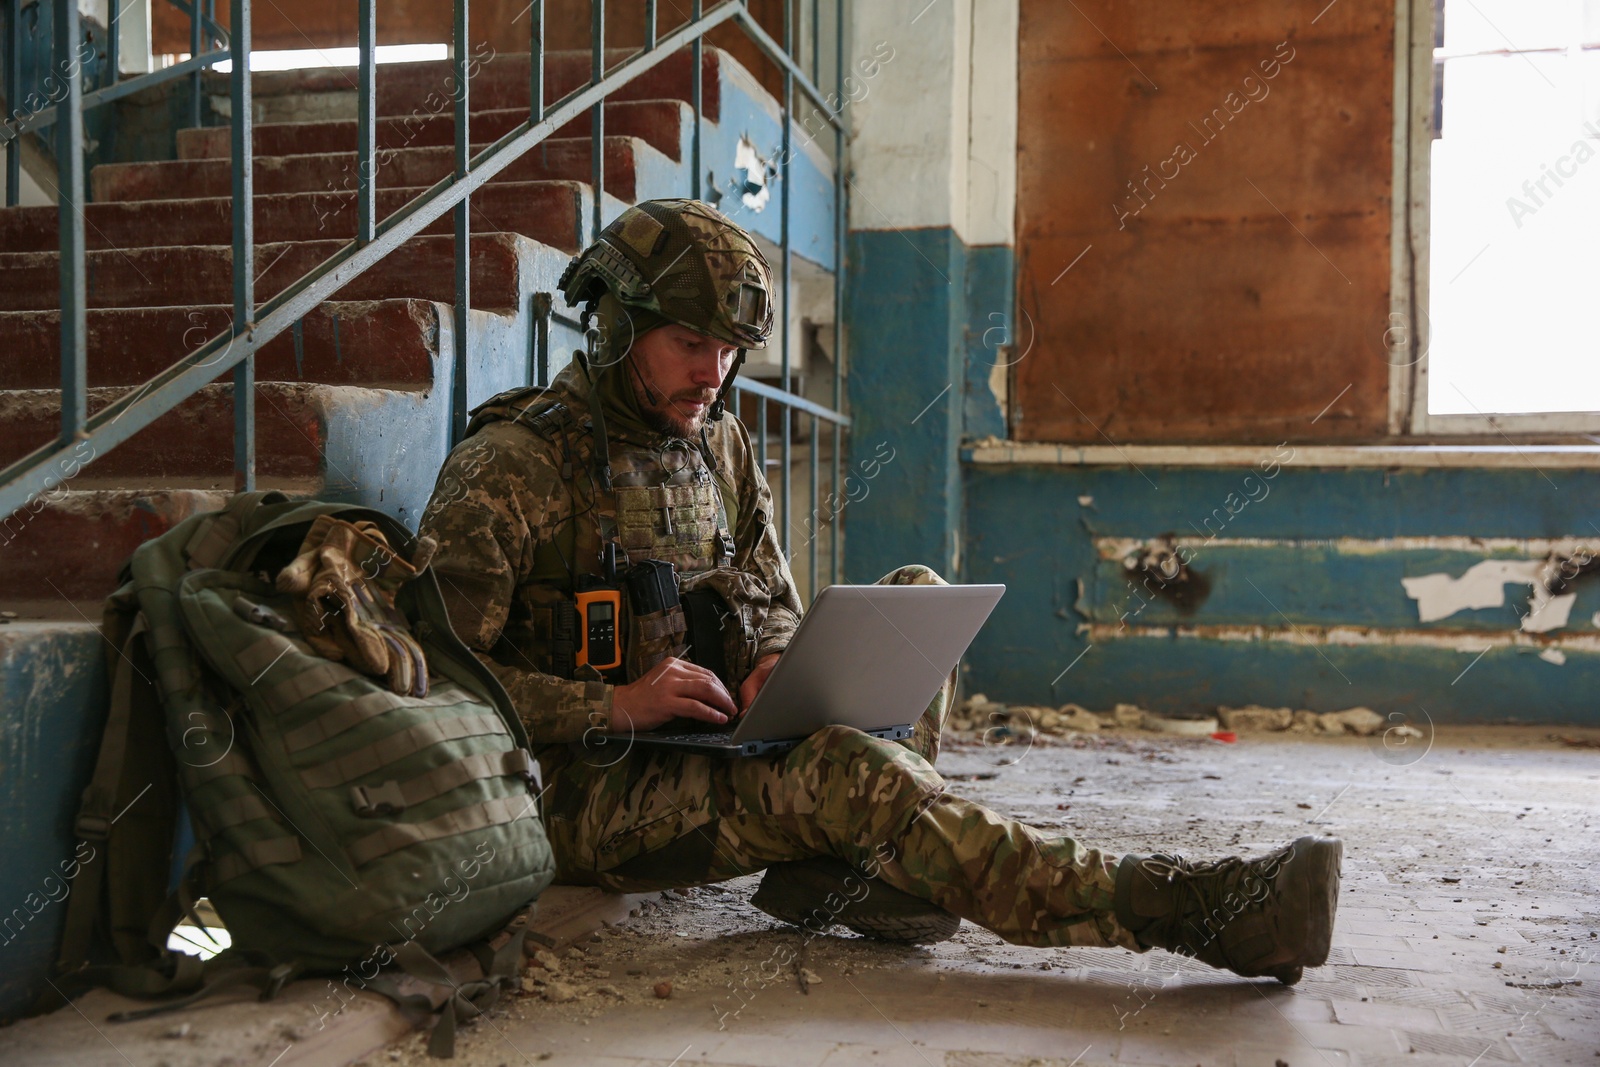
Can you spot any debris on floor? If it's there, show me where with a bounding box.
[952,694,1398,741]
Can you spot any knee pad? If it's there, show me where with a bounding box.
[878,564,949,587]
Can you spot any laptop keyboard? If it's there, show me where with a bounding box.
[652,728,734,744]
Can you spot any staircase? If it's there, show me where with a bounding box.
[0,40,836,1022]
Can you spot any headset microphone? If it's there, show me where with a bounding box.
[631,356,661,406]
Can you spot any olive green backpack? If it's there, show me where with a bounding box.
[50,491,556,1055]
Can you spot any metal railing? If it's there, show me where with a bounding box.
[1,0,231,163]
[0,0,852,594]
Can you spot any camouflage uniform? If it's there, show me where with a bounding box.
[418,199,1139,952]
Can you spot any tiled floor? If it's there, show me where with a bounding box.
[397,726,1599,1067]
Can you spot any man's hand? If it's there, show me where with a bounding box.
[612,656,738,732]
[738,652,781,712]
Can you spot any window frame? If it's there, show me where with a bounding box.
[1392,0,1600,436]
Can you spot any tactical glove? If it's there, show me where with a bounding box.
[276,516,434,697]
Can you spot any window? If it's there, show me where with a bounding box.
[1401,0,1600,430]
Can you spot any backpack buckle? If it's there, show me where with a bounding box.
[260,962,296,1000]
[351,781,406,817]
[74,813,112,841]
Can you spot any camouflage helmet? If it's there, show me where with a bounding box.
[558,198,775,351]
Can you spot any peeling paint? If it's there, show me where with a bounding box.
[987,361,1009,422]
[1095,535,1600,559]
[1400,558,1576,633]
[1402,559,1544,623]
[1087,621,1600,653]
[1522,588,1577,634]
[732,136,772,213]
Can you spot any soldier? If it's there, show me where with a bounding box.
[418,198,1342,983]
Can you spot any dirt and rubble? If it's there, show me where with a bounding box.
[951,693,1403,741]
[363,721,1600,1067]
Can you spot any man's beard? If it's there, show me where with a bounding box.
[633,377,718,438]
[639,404,704,438]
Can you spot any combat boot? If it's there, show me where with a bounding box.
[1113,834,1342,985]
[751,857,961,944]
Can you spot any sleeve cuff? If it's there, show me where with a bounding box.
[586,682,614,731]
[755,636,791,662]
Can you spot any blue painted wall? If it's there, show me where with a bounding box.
[844,228,966,582]
[962,462,1600,723]
[962,245,1013,443]
[843,227,1013,583]
[0,624,108,1020]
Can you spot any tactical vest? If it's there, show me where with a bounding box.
[467,386,768,688]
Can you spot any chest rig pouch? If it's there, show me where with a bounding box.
[605,436,741,684]
[510,401,762,689]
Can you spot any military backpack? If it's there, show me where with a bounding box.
[50,491,556,1055]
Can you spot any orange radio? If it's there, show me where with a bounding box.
[574,588,623,671]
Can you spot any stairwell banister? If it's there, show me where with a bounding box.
[2,0,853,596]
[0,46,232,144]
[229,0,252,490]
[161,0,230,49]
[0,0,228,147]
[3,0,17,201]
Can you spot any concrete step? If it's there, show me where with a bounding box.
[0,299,442,389]
[216,48,723,125]
[0,180,587,254]
[0,232,575,529]
[0,232,527,311]
[92,135,654,204]
[173,44,838,271]
[0,488,233,602]
[0,382,365,480]
[176,99,689,163]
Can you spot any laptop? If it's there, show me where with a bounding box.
[594,583,1006,756]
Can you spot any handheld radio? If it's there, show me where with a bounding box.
[574,588,622,670]
[574,543,624,673]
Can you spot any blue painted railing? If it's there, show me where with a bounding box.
[0,0,851,595]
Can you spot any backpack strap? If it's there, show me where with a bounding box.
[101,958,298,1021]
[53,614,179,986]
[364,920,530,1058]
[184,490,292,569]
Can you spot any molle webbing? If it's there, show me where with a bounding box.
[234,633,310,680]
[195,793,278,839]
[299,715,508,790]
[635,611,687,644]
[258,661,365,711]
[182,748,256,787]
[347,794,531,868]
[349,749,535,817]
[212,837,303,885]
[281,684,474,754]
[145,616,200,699]
[183,515,242,571]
